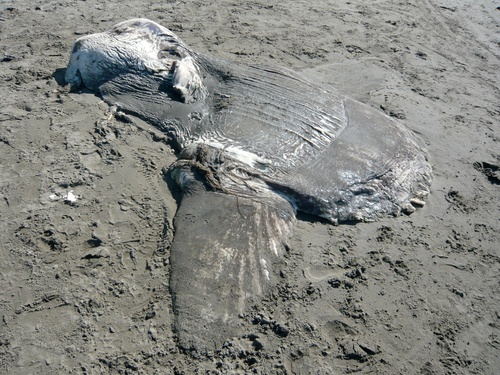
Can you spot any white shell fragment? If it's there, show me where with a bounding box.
[49,190,80,203]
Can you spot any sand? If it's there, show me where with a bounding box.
[1,0,499,373]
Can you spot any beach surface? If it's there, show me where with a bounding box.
[1,0,499,373]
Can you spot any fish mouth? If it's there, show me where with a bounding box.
[64,66,82,91]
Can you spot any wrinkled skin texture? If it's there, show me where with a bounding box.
[65,19,432,352]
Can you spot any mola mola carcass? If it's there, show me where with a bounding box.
[65,19,432,352]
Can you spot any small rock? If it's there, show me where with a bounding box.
[252,339,264,351]
[358,341,380,355]
[115,111,133,123]
[74,29,89,35]
[274,324,290,337]
[306,284,316,294]
[328,278,342,288]
[252,315,262,324]
[245,357,257,366]
[87,236,103,248]
[1,54,15,62]
[148,326,158,341]
[344,280,354,289]
[402,202,416,215]
[124,360,139,371]
[410,198,425,207]
[244,333,259,341]
[81,246,110,260]
[260,317,272,325]
[381,255,393,264]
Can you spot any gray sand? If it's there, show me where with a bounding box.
[1,0,499,373]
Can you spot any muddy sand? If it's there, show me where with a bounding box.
[1,0,499,374]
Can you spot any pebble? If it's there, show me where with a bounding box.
[452,288,465,297]
[410,198,425,207]
[274,324,290,337]
[382,255,393,264]
[252,339,264,351]
[328,278,342,288]
[402,202,416,215]
[81,246,110,260]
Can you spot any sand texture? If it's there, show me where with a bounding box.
[1,0,499,374]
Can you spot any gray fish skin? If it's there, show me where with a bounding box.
[169,167,295,352]
[65,19,432,352]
